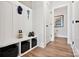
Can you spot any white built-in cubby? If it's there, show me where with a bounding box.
[0,1,37,57]
[19,36,37,56]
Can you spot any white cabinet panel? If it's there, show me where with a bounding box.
[0,2,32,47]
[0,2,13,47]
[12,3,32,40]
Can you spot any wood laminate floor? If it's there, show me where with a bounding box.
[23,37,74,57]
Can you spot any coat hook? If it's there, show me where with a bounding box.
[27,10,30,19]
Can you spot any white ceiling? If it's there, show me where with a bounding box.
[19,1,32,9]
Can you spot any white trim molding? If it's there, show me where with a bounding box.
[71,44,79,57]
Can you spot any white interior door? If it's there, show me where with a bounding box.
[72,1,79,50]
[46,21,50,44]
[46,8,51,44]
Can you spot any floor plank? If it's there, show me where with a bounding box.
[23,37,74,57]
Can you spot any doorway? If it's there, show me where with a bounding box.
[54,6,68,40]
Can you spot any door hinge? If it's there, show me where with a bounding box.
[72,41,74,45]
[72,20,74,24]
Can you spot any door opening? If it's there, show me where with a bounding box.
[54,6,68,41]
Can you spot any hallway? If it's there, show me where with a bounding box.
[23,37,74,57]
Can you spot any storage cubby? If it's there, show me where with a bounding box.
[20,37,37,56]
[0,36,37,57]
[0,43,18,57]
[31,38,37,48]
[21,40,30,53]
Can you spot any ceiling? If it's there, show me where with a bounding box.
[19,1,32,9]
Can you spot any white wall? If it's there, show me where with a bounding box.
[12,2,32,38]
[0,2,13,47]
[32,1,45,47]
[54,6,67,38]
[32,1,53,47]
[71,1,79,56]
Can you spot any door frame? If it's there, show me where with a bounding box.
[71,1,79,56]
[51,2,72,44]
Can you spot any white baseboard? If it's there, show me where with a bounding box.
[39,43,46,48]
[51,36,54,41]
[71,44,79,57]
[55,34,67,38]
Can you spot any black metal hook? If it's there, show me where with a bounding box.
[17,6,23,14]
